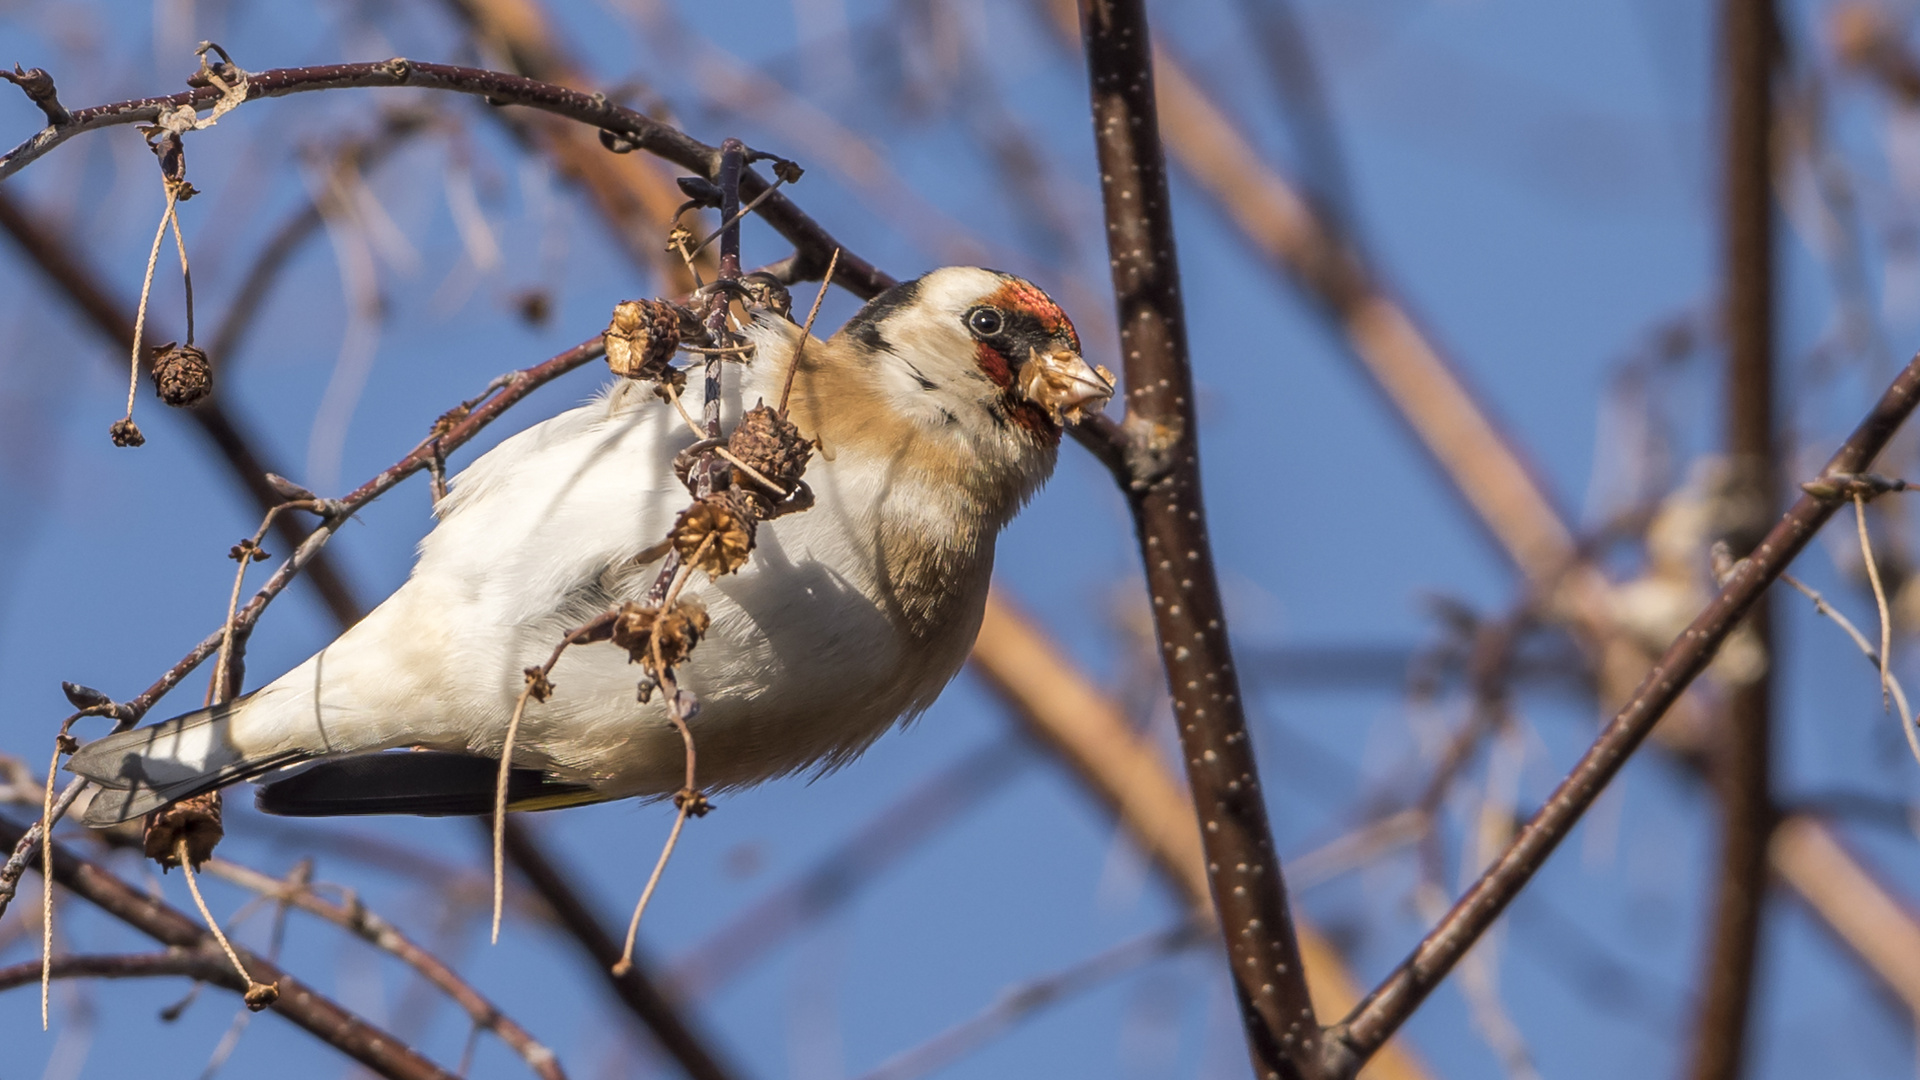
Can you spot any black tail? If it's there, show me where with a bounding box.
[256,751,599,817]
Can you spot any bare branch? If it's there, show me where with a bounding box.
[0,816,462,1080]
[205,858,564,1080]
[1079,3,1317,1072]
[1687,3,1779,1075]
[0,60,893,297]
[1329,351,1920,1073]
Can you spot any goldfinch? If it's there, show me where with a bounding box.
[70,267,1110,823]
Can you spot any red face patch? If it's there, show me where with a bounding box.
[974,341,1014,388]
[984,279,1081,353]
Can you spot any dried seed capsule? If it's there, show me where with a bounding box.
[604,299,682,381]
[108,418,145,447]
[673,491,757,578]
[151,342,213,407]
[144,790,223,868]
[608,599,711,676]
[726,402,811,511]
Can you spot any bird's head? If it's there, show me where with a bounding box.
[831,267,1111,446]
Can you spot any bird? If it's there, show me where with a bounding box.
[69,266,1111,825]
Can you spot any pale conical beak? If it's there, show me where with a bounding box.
[1018,349,1116,425]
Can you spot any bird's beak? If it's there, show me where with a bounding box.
[1018,348,1115,425]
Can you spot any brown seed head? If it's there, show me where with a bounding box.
[151,342,214,407]
[605,299,683,381]
[674,491,757,578]
[144,790,223,868]
[109,418,145,447]
[727,403,812,511]
[609,598,712,676]
[523,666,555,703]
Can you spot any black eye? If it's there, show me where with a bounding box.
[967,307,1004,338]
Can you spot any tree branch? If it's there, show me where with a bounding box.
[204,857,564,1080]
[0,815,461,1080]
[0,59,891,298]
[1328,350,1920,1073]
[1688,2,1779,1077]
[1078,2,1318,1076]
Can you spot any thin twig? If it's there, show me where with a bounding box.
[1856,493,1895,709]
[0,61,895,297]
[614,553,708,976]
[121,184,180,431]
[1781,572,1920,767]
[38,736,60,1029]
[684,179,789,260]
[176,838,276,1005]
[850,924,1203,1080]
[205,857,565,1080]
[779,247,838,415]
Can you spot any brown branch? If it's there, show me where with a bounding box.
[1328,351,1920,1074]
[0,816,461,1080]
[0,950,235,991]
[1079,2,1317,1075]
[1689,2,1779,1078]
[0,59,892,298]
[203,857,564,1080]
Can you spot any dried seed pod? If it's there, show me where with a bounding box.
[151,342,213,407]
[109,418,145,447]
[605,299,682,381]
[673,491,757,578]
[727,402,811,510]
[609,599,711,676]
[523,666,555,703]
[229,539,269,562]
[144,790,223,868]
